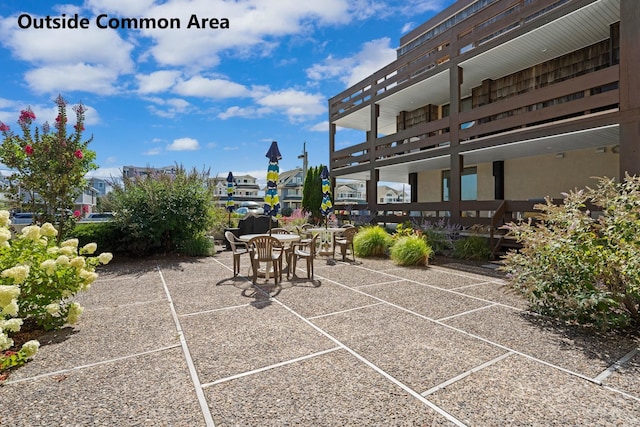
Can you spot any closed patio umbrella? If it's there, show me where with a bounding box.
[263,141,282,231]
[320,165,333,228]
[226,171,235,227]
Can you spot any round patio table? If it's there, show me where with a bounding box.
[238,233,301,278]
[305,227,344,257]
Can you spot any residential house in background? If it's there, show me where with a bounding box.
[74,186,99,214]
[88,177,114,197]
[335,180,366,206]
[209,174,262,209]
[277,168,304,210]
[329,0,637,227]
[334,179,408,206]
[378,185,409,204]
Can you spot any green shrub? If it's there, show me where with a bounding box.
[179,234,214,257]
[418,219,461,256]
[101,166,214,256]
[501,175,640,331]
[353,225,392,258]
[453,235,490,261]
[67,222,120,253]
[281,206,293,217]
[390,235,433,266]
[392,223,414,240]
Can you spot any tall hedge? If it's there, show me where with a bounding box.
[101,166,214,255]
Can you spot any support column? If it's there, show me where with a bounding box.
[409,172,418,203]
[366,169,380,213]
[493,160,504,200]
[450,154,463,222]
[449,66,463,223]
[619,0,640,178]
[366,104,380,209]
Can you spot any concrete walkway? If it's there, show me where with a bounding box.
[3,250,639,426]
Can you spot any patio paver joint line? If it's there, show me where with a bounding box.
[436,303,498,322]
[422,351,514,396]
[316,270,602,386]
[264,283,468,427]
[157,265,216,427]
[202,347,342,388]
[593,347,639,384]
[3,344,181,386]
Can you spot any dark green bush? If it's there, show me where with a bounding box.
[452,235,490,261]
[68,222,120,253]
[390,235,433,266]
[179,233,214,257]
[281,206,293,217]
[502,176,640,331]
[353,225,392,258]
[100,166,215,256]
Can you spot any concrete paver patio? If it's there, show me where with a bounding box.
[2,250,639,426]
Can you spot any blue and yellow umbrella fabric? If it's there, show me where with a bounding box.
[320,165,333,225]
[263,141,282,217]
[226,171,235,227]
[226,171,235,212]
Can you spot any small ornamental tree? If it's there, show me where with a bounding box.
[0,95,97,241]
[302,165,323,222]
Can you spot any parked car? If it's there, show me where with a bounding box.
[238,201,264,215]
[11,212,35,225]
[78,212,115,223]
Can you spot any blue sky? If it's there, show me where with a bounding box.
[0,0,454,187]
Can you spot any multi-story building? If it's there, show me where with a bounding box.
[277,168,305,209]
[210,174,262,209]
[88,177,114,197]
[329,0,637,227]
[122,165,178,178]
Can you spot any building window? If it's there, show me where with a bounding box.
[442,167,477,201]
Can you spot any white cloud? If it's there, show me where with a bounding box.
[143,148,162,156]
[136,71,181,94]
[167,137,200,151]
[0,15,134,94]
[255,89,325,122]
[217,105,272,120]
[173,75,250,99]
[24,64,121,95]
[139,0,350,69]
[86,167,122,179]
[145,97,192,118]
[309,121,329,132]
[85,0,157,16]
[401,22,416,34]
[307,37,396,87]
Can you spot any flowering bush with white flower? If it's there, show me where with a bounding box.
[0,210,112,373]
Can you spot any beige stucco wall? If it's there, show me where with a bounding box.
[504,146,619,200]
[417,169,442,202]
[415,146,619,202]
[476,162,494,200]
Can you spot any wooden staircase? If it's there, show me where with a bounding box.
[489,201,522,260]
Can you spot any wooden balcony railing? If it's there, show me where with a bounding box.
[329,0,578,121]
[459,66,620,141]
